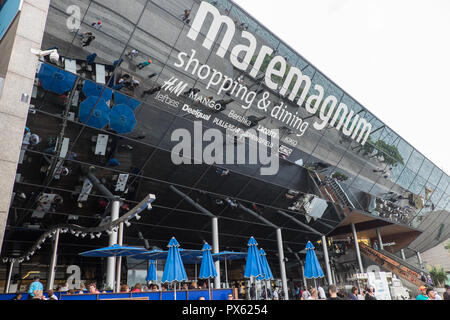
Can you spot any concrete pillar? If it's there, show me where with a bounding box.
[276,228,289,300]
[115,222,124,293]
[212,217,221,288]
[321,235,333,285]
[400,249,406,261]
[5,261,14,293]
[416,251,423,269]
[106,199,120,289]
[47,228,60,290]
[376,228,383,250]
[351,223,364,273]
[0,0,51,253]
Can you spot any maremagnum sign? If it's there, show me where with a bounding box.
[180,1,372,145]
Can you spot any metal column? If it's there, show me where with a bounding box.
[400,249,406,261]
[321,235,333,285]
[276,228,289,300]
[416,251,423,269]
[115,222,124,292]
[351,223,364,273]
[212,217,221,289]
[106,199,120,290]
[5,261,14,293]
[47,228,60,290]
[376,228,384,250]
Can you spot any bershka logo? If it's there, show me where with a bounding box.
[171,121,280,176]
[186,2,372,145]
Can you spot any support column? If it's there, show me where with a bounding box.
[351,223,364,273]
[400,249,406,261]
[321,235,333,285]
[301,262,307,289]
[5,261,14,293]
[376,228,383,250]
[416,251,423,269]
[106,199,120,290]
[212,217,221,289]
[47,228,60,290]
[115,222,124,292]
[276,228,288,300]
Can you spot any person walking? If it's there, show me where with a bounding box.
[91,21,102,30]
[81,32,95,47]
[301,286,311,300]
[317,285,326,299]
[420,272,427,283]
[349,286,359,300]
[181,9,191,24]
[136,59,152,70]
[427,275,433,286]
[126,49,139,60]
[327,284,343,300]
[249,283,256,300]
[416,285,429,300]
[426,288,442,300]
[27,276,44,299]
[364,286,377,300]
[443,285,450,300]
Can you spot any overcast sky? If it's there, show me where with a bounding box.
[235,0,450,175]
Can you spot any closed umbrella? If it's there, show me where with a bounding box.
[109,104,136,134]
[78,96,110,129]
[146,260,157,283]
[82,80,112,101]
[161,237,188,300]
[244,236,264,300]
[303,241,324,297]
[198,243,217,300]
[257,248,273,299]
[38,63,76,95]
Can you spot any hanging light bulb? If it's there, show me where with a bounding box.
[96,233,101,238]
[36,245,41,249]
[18,258,24,263]
[48,233,53,238]
[81,233,87,238]
[105,229,112,235]
[125,220,131,227]
[70,229,76,235]
[135,214,141,221]
[2,258,8,263]
[26,256,30,261]
[90,233,95,239]
[30,251,35,256]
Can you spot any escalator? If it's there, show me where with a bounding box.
[358,242,428,287]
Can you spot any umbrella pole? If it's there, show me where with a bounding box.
[314,278,317,299]
[209,279,211,300]
[174,281,177,300]
[265,280,268,300]
[195,263,197,282]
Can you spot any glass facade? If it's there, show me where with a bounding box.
[2,0,449,268]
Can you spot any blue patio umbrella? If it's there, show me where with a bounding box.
[82,80,113,101]
[78,96,110,129]
[79,244,147,257]
[257,248,273,299]
[109,104,136,134]
[303,241,324,279]
[114,92,141,111]
[212,251,247,288]
[161,237,188,300]
[146,260,157,282]
[199,243,217,300]
[244,236,265,300]
[304,241,324,294]
[38,63,76,95]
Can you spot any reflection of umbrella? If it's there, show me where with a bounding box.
[199,243,217,300]
[82,80,112,101]
[161,237,188,300]
[257,248,273,299]
[304,241,324,294]
[244,237,265,300]
[146,260,157,282]
[79,96,110,129]
[79,244,147,257]
[114,92,141,110]
[212,251,247,288]
[38,63,76,95]
[109,104,136,134]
